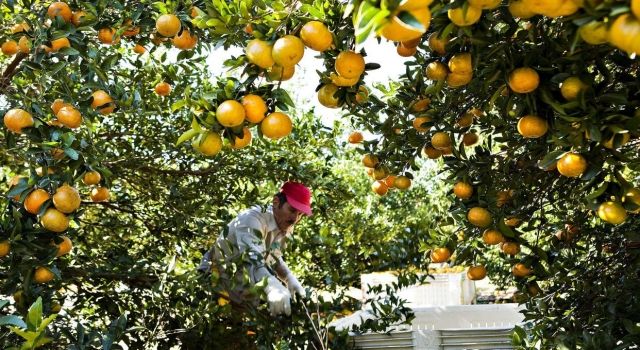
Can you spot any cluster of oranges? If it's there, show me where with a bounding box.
[318,50,367,108]
[191,95,293,156]
[4,169,109,284]
[355,151,412,196]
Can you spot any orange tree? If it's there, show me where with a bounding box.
[0,0,459,348]
[345,0,640,348]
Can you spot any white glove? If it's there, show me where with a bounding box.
[265,276,291,316]
[285,272,305,297]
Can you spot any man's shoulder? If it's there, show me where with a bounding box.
[233,205,273,227]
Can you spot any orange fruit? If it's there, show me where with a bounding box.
[462,132,479,146]
[397,44,417,57]
[1,40,19,55]
[272,35,304,67]
[413,116,431,132]
[47,2,73,22]
[33,267,55,283]
[317,83,342,108]
[431,132,451,150]
[602,133,630,149]
[394,176,411,190]
[456,112,474,128]
[90,187,110,202]
[154,82,172,96]
[11,22,30,34]
[401,37,421,49]
[597,201,627,224]
[560,77,586,100]
[122,20,140,37]
[556,152,587,178]
[448,53,472,74]
[501,242,521,255]
[241,94,268,123]
[53,184,81,214]
[56,106,82,128]
[522,0,563,14]
[428,33,448,55]
[425,61,448,81]
[541,0,581,17]
[49,37,71,52]
[4,108,34,133]
[508,67,540,94]
[133,44,146,54]
[496,190,513,207]
[469,0,501,9]
[384,175,397,187]
[381,7,432,42]
[447,72,473,88]
[40,208,69,232]
[448,5,482,26]
[505,217,521,227]
[335,51,365,79]
[55,236,73,257]
[172,29,198,50]
[624,188,640,213]
[482,229,504,245]
[83,171,101,185]
[245,39,275,69]
[216,100,245,127]
[517,115,548,138]
[509,0,536,18]
[348,131,364,144]
[156,14,181,37]
[578,21,608,45]
[453,182,473,199]
[91,90,115,115]
[372,167,388,180]
[268,65,295,81]
[512,263,532,277]
[467,207,492,228]
[193,132,222,156]
[411,98,431,112]
[467,265,487,280]
[97,28,120,45]
[633,0,640,19]
[71,11,89,26]
[421,145,441,159]
[430,247,451,263]
[300,21,333,51]
[0,241,9,258]
[230,127,252,149]
[362,154,379,168]
[18,36,30,54]
[372,180,388,196]
[355,86,369,104]
[261,112,292,139]
[24,189,51,214]
[608,14,640,55]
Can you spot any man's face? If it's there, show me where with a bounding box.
[273,196,304,233]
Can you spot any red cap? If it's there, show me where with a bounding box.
[281,181,312,216]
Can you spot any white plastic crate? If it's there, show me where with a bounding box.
[330,304,524,350]
[361,271,476,307]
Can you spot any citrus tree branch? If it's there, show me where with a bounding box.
[0,52,27,95]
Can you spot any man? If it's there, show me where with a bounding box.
[199,181,312,316]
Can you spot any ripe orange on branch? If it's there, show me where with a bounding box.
[261,112,292,140]
[216,100,245,128]
[300,21,333,52]
[467,207,492,228]
[241,94,268,124]
[91,187,110,202]
[83,171,101,185]
[467,266,487,280]
[430,247,451,263]
[509,67,539,93]
[53,184,81,214]
[556,152,587,178]
[34,267,55,283]
[24,189,51,215]
[154,82,172,96]
[47,2,73,22]
[156,14,181,37]
[3,108,34,133]
[335,51,365,79]
[40,208,69,233]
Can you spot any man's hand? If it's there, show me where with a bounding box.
[285,273,305,297]
[265,276,291,316]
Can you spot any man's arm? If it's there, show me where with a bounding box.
[274,257,305,296]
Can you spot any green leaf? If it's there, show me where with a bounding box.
[0,315,27,328]
[176,129,199,146]
[26,297,43,330]
[538,149,565,169]
[171,100,187,112]
[10,327,38,342]
[38,313,58,332]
